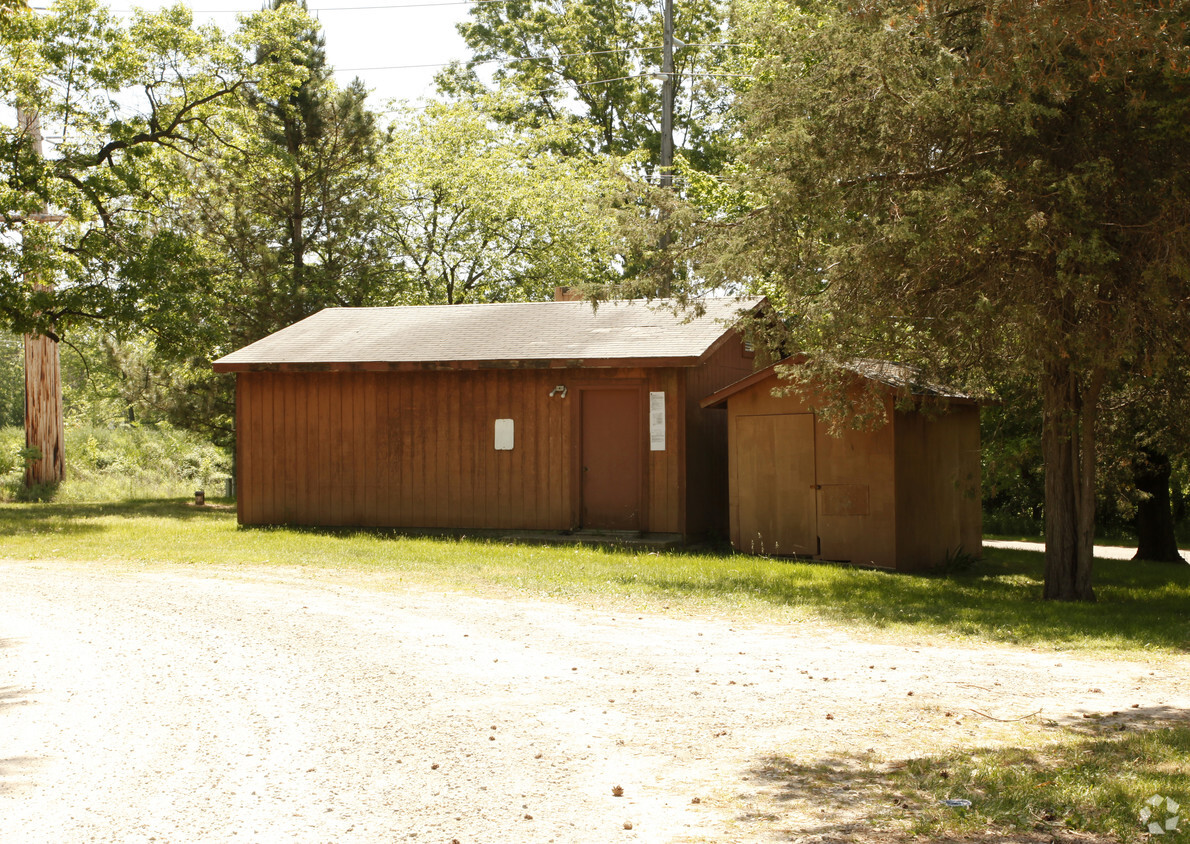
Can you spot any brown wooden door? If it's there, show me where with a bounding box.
[580,388,643,530]
[736,414,817,555]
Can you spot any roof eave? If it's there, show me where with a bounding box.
[699,358,980,409]
[213,355,706,374]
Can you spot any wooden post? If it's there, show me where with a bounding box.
[18,105,65,487]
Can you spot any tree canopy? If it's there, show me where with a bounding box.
[0,0,313,338]
[441,0,737,176]
[380,99,627,304]
[711,0,1190,599]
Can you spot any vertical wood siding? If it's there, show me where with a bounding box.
[723,375,898,567]
[893,404,983,570]
[235,367,692,532]
[722,372,982,570]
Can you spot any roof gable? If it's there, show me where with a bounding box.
[700,358,976,409]
[213,298,760,372]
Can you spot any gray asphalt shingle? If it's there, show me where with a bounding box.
[213,298,758,370]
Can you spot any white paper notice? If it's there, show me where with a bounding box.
[649,391,665,451]
[494,418,514,450]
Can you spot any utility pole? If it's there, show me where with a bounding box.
[656,0,675,294]
[660,0,674,190]
[17,105,65,487]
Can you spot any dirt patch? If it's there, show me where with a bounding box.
[1,560,1185,842]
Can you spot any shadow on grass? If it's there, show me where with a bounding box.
[612,548,1190,652]
[0,498,234,537]
[743,716,1190,844]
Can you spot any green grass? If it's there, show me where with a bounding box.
[0,498,1187,656]
[0,424,230,502]
[750,725,1190,843]
[896,725,1190,842]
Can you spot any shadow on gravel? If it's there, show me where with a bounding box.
[0,686,42,795]
[739,714,1190,844]
[0,755,43,795]
[0,685,30,708]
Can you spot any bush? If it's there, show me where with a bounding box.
[0,424,231,502]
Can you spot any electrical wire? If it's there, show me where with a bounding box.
[34,0,511,12]
[336,43,754,74]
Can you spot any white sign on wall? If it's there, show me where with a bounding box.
[494,418,514,450]
[649,391,666,451]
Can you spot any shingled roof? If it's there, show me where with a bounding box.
[213,298,761,372]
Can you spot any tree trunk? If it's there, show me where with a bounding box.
[24,330,64,485]
[1133,448,1186,563]
[1041,359,1099,601]
[17,105,65,488]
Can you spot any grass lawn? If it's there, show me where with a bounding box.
[0,497,1186,657]
[755,724,1190,844]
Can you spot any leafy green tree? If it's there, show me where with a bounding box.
[380,99,626,304]
[144,2,397,442]
[160,0,396,354]
[713,0,1190,600]
[0,334,23,426]
[1095,365,1190,564]
[0,0,311,337]
[441,0,736,176]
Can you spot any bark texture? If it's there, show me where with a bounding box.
[1132,449,1186,563]
[17,105,65,487]
[24,330,64,485]
[1041,360,1099,601]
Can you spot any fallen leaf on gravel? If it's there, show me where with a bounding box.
[691,797,701,804]
[612,785,624,797]
[624,821,633,829]
[431,763,440,769]
[826,713,834,720]
[534,753,543,759]
[524,814,533,820]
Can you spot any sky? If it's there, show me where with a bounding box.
[121,0,478,110]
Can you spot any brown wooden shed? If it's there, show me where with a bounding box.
[212,297,760,538]
[700,361,982,570]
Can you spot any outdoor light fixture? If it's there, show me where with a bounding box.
[549,385,568,398]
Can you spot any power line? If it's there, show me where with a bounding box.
[335,42,754,74]
[336,45,656,73]
[35,0,511,12]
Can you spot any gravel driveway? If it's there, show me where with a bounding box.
[2,560,1186,843]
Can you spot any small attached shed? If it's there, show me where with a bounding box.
[213,297,760,538]
[701,361,981,570]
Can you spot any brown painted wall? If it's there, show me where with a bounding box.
[722,375,898,566]
[236,367,697,532]
[893,404,983,570]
